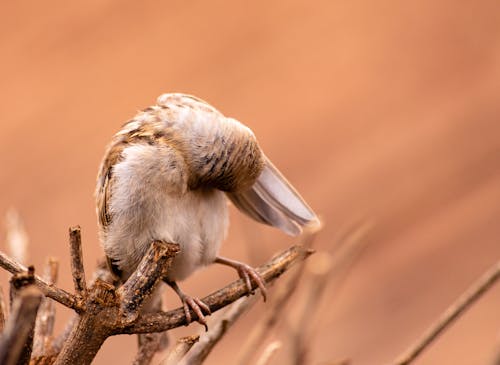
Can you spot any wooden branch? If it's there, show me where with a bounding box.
[33,258,59,359]
[0,286,43,365]
[120,245,313,334]
[393,259,500,365]
[69,227,86,296]
[53,279,117,365]
[133,332,168,365]
[10,265,35,309]
[177,295,258,365]
[161,336,199,365]
[0,284,6,332]
[0,250,79,311]
[256,341,282,365]
[118,241,179,324]
[54,241,177,365]
[133,295,169,365]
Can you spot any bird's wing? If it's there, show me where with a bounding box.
[227,155,320,236]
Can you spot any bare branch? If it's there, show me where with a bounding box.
[256,341,282,365]
[69,226,86,296]
[160,336,199,365]
[118,241,179,324]
[121,244,313,334]
[10,265,35,309]
[33,258,59,358]
[0,284,6,332]
[133,332,168,365]
[290,252,333,365]
[236,225,322,365]
[0,250,79,311]
[393,259,500,365]
[177,295,258,365]
[133,296,169,365]
[54,241,178,365]
[0,286,43,365]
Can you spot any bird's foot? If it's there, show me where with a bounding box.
[166,280,211,330]
[215,256,267,302]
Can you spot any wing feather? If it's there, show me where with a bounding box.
[227,156,320,236]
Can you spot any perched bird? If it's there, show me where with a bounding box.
[95,93,319,326]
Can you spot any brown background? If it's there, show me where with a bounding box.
[1,1,500,364]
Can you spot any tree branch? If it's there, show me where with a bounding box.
[120,245,313,334]
[177,295,258,365]
[0,250,79,311]
[161,336,199,365]
[69,226,86,297]
[117,241,179,324]
[54,241,177,365]
[32,258,59,360]
[0,286,43,365]
[393,259,500,365]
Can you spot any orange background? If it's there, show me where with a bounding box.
[1,1,500,364]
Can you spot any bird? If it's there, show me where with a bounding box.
[95,93,320,327]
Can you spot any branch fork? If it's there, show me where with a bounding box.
[0,225,312,365]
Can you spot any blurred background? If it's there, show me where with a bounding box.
[1,1,500,364]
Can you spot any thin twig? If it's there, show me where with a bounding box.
[256,341,282,365]
[393,259,500,365]
[0,286,43,365]
[133,332,168,365]
[121,244,313,334]
[177,295,258,365]
[290,252,333,365]
[133,295,169,365]
[69,226,86,296]
[161,336,199,365]
[0,250,79,311]
[33,258,59,358]
[0,284,6,332]
[118,241,179,323]
[10,265,35,309]
[237,225,321,365]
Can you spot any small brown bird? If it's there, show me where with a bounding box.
[96,93,319,326]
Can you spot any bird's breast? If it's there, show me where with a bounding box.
[102,143,229,281]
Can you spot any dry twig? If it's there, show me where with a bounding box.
[0,225,313,365]
[393,259,500,365]
[69,226,86,297]
[161,336,199,365]
[0,250,78,311]
[0,286,43,365]
[32,258,59,361]
[123,245,313,335]
[176,295,258,365]
[256,341,282,365]
[237,226,319,365]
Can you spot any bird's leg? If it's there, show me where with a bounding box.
[215,256,267,301]
[164,279,211,330]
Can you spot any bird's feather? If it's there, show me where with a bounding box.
[227,155,319,236]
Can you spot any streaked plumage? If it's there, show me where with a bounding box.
[96,93,319,325]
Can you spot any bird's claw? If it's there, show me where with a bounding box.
[180,294,211,330]
[236,263,267,302]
